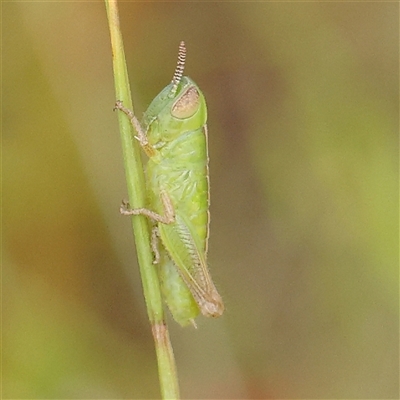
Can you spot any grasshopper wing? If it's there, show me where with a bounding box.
[158,213,224,318]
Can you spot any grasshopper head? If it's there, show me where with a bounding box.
[171,77,202,119]
[168,41,205,120]
[143,42,207,142]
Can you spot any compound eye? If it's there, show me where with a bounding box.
[171,86,200,119]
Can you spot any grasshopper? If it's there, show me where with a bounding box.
[115,42,223,326]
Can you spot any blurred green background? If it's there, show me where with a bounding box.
[3,2,398,399]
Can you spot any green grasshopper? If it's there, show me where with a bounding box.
[115,41,224,326]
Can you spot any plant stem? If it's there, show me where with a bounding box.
[105,1,180,398]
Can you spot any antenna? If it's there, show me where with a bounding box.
[169,41,186,97]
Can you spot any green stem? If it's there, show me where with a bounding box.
[104,1,180,398]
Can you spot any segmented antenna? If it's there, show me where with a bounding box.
[169,41,186,97]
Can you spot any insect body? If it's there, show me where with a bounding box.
[116,42,224,326]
